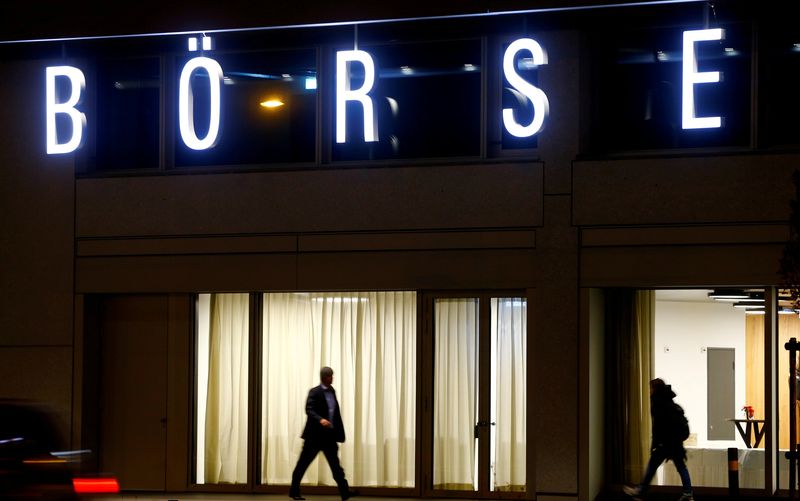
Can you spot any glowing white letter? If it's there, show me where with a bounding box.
[502,38,550,138]
[336,50,377,143]
[682,28,724,129]
[179,56,224,150]
[46,66,86,154]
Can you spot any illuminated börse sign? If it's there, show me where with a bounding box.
[45,28,724,155]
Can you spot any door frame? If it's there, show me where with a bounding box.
[420,290,528,499]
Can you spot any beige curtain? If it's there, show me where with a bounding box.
[491,298,527,491]
[261,291,417,488]
[433,298,479,490]
[628,290,654,481]
[204,293,250,484]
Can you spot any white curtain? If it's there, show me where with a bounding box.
[203,293,250,484]
[433,298,479,490]
[491,298,527,491]
[261,291,417,488]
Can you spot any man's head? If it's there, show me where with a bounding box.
[649,377,666,396]
[320,366,334,386]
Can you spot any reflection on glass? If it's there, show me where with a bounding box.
[195,293,249,485]
[434,298,479,491]
[490,298,527,491]
[333,40,481,161]
[761,26,800,148]
[176,49,316,167]
[96,57,160,170]
[589,24,751,152]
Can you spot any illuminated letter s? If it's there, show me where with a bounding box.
[502,38,549,138]
[682,28,724,129]
[46,66,86,155]
[336,50,378,143]
[179,56,224,150]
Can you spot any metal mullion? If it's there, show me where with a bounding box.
[478,294,493,496]
[247,292,261,490]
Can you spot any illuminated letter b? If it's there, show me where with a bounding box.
[46,66,86,155]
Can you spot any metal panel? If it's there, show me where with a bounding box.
[707,347,735,441]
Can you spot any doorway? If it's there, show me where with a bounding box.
[707,347,735,441]
[98,295,169,490]
[423,293,527,497]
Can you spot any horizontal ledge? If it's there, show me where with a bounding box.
[77,230,536,257]
[581,224,789,248]
[299,230,536,252]
[77,235,298,256]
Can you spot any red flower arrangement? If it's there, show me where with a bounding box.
[742,405,755,420]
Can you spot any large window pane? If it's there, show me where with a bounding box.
[333,40,481,161]
[760,23,800,148]
[195,293,250,485]
[652,289,764,489]
[588,23,751,153]
[95,57,160,170]
[176,49,316,167]
[261,291,417,488]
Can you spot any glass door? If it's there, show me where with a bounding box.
[425,293,527,497]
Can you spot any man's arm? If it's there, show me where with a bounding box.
[305,387,332,428]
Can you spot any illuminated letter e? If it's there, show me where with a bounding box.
[682,28,724,129]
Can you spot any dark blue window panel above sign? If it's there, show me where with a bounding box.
[95,57,160,170]
[174,49,317,167]
[589,23,751,153]
[760,24,800,148]
[332,39,482,161]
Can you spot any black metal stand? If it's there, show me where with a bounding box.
[785,337,800,501]
[728,447,739,500]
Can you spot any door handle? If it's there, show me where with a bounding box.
[474,421,496,438]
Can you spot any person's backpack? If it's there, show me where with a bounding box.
[673,402,690,442]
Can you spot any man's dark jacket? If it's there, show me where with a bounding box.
[302,384,346,443]
[650,384,686,461]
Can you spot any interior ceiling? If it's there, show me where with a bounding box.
[655,289,714,303]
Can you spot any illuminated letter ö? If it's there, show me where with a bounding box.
[179,57,224,150]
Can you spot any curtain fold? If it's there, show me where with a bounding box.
[261,291,417,488]
[491,298,527,491]
[433,298,479,491]
[605,289,653,484]
[204,293,250,484]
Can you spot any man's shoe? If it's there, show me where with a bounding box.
[677,494,694,501]
[623,485,642,501]
[289,495,306,500]
[342,489,359,501]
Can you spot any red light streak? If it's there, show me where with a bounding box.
[72,477,120,493]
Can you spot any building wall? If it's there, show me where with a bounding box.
[0,59,75,443]
[0,3,797,500]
